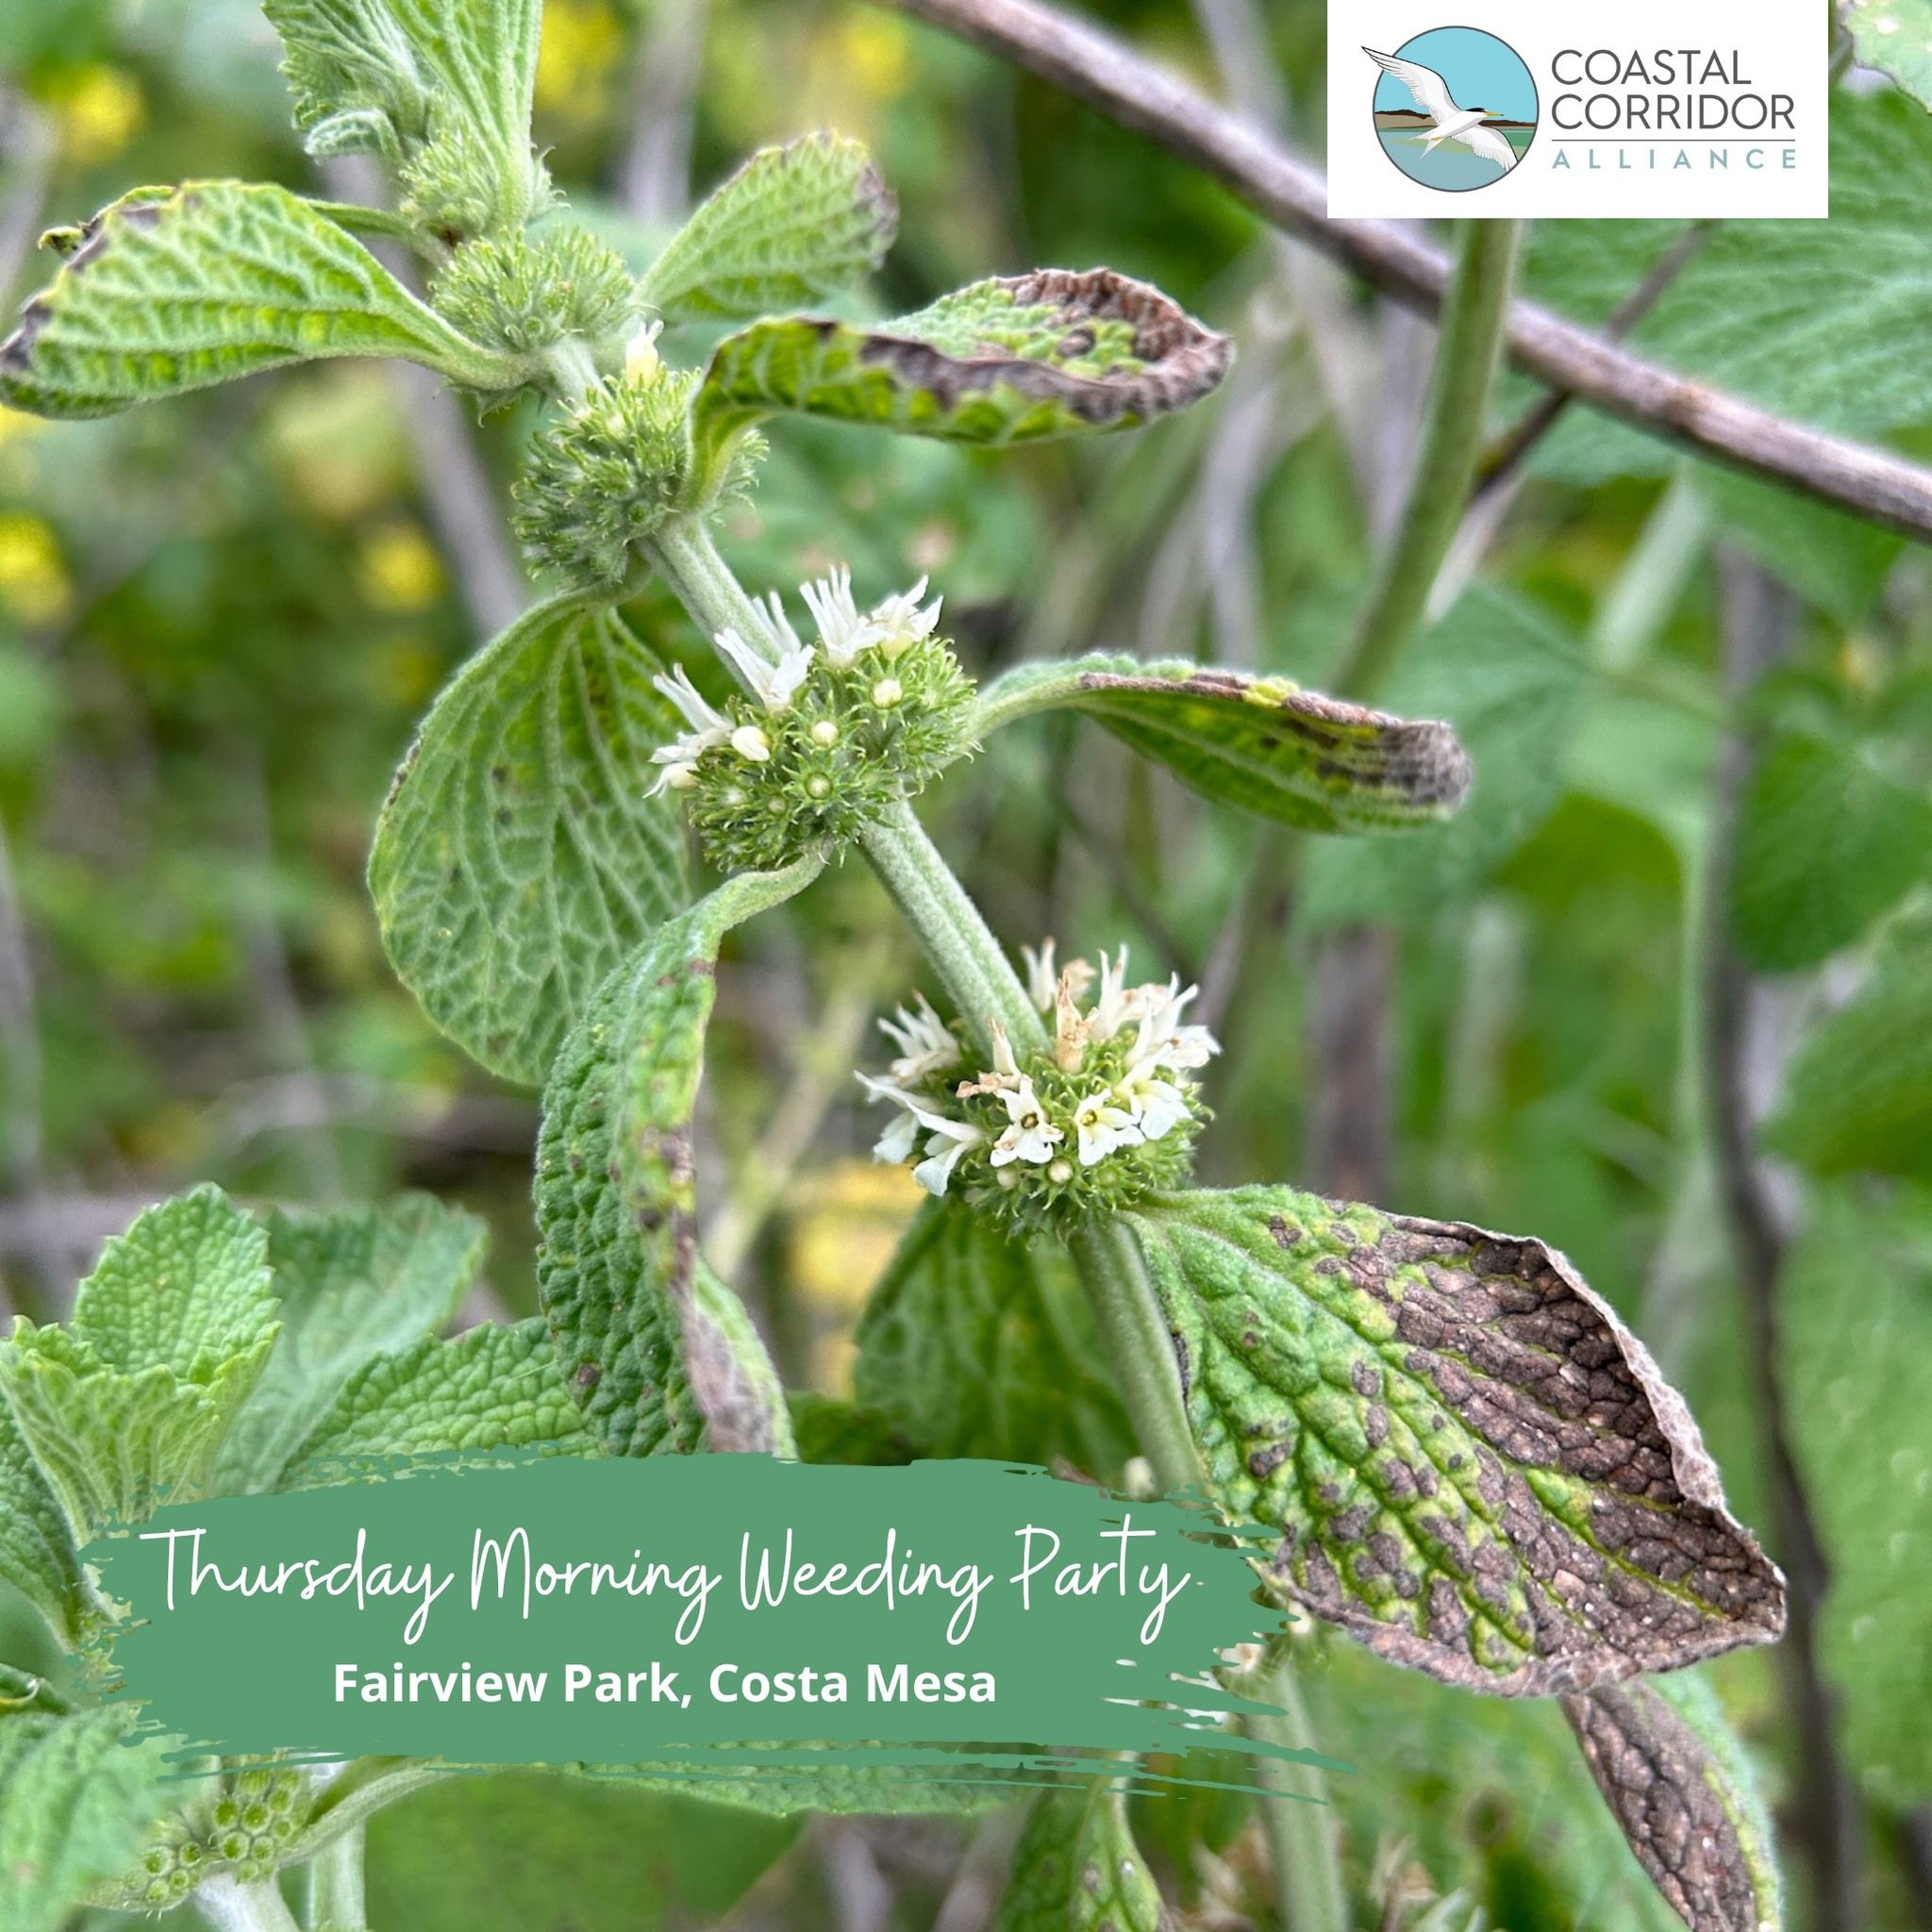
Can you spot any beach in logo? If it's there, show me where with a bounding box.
[1367,28,1538,190]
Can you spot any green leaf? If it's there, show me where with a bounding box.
[371,596,691,1087]
[1299,586,1590,927]
[1562,1674,1782,1932]
[215,1195,488,1491]
[1847,0,1932,113]
[536,863,820,1457]
[995,1779,1165,1932]
[853,1203,1135,1474]
[289,1319,593,1475]
[0,1709,175,1932]
[263,0,543,228]
[1727,733,1932,972]
[974,654,1472,833]
[0,1405,83,1645]
[641,134,897,324]
[365,1771,797,1932]
[0,182,526,420]
[1784,1185,1932,1803]
[68,1185,274,1380]
[691,268,1230,481]
[1762,913,1932,1182]
[1524,92,1932,481]
[1126,1188,1784,1693]
[1692,466,1905,625]
[786,1393,920,1466]
[0,1189,278,1536]
[558,1749,1018,1816]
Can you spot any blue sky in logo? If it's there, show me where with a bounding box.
[1373,27,1539,124]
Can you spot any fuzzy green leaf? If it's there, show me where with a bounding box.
[0,1405,83,1644]
[641,134,897,324]
[1785,1186,1932,1804]
[263,0,544,229]
[558,1749,1018,1816]
[786,1393,919,1466]
[1299,587,1590,926]
[1846,0,1932,112]
[0,1709,175,1932]
[853,1202,1135,1474]
[215,1194,488,1491]
[0,182,525,419]
[290,1319,593,1475]
[371,596,691,1087]
[1762,913,1932,1182]
[1562,1674,1782,1932]
[691,269,1229,480]
[994,1780,1165,1932]
[1127,1188,1784,1693]
[1728,733,1932,973]
[536,864,819,1457]
[974,654,1472,833]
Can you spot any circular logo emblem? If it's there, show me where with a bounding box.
[1365,29,1538,191]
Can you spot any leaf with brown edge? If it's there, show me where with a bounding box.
[689,268,1230,487]
[534,861,820,1458]
[973,654,1473,833]
[1562,1675,1782,1932]
[1126,1188,1785,1694]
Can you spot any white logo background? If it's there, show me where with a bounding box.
[1328,0,1828,220]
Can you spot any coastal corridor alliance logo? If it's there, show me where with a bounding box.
[1365,29,1538,190]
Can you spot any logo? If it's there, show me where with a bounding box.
[1365,29,1538,191]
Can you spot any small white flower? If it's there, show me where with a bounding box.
[878,994,959,1084]
[799,566,887,666]
[729,724,772,762]
[1088,948,1152,1042]
[910,1111,986,1195]
[990,1075,1063,1167]
[1021,941,1060,1011]
[856,1072,924,1162]
[1052,970,1090,1073]
[654,665,731,746]
[1133,977,1219,1072]
[714,625,814,713]
[870,575,943,658]
[809,719,839,746]
[1116,1063,1191,1141]
[623,318,664,380]
[957,1017,1023,1098]
[871,676,903,707]
[645,758,699,796]
[1073,1089,1142,1166]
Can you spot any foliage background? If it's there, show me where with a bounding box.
[0,1,1927,1927]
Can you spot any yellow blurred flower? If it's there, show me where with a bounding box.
[357,524,444,612]
[54,67,146,166]
[0,514,73,629]
[536,0,624,121]
[835,16,911,99]
[786,1158,923,1393]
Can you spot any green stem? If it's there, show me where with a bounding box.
[1247,1653,1348,1932]
[645,516,785,667]
[303,1822,368,1932]
[192,1874,302,1932]
[1333,219,1523,701]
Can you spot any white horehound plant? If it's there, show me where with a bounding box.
[0,4,1787,1930]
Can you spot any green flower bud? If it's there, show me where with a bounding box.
[431,225,638,357]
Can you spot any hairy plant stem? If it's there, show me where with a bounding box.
[1247,1654,1348,1932]
[303,1823,368,1932]
[192,1874,302,1932]
[1334,218,1522,702]
[645,516,784,667]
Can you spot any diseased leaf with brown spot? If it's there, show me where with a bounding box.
[973,653,1472,834]
[1562,1675,1782,1932]
[690,268,1230,485]
[1126,1188,1785,1694]
[534,863,819,1457]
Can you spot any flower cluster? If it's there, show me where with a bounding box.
[858,942,1218,1230]
[652,568,976,872]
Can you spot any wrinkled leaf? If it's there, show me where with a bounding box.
[641,133,896,324]
[0,1709,175,1932]
[1300,587,1590,926]
[216,1195,488,1491]
[559,1748,1018,1817]
[786,1393,919,1467]
[1563,1674,1781,1932]
[1127,1188,1784,1693]
[290,1319,593,1476]
[1784,1185,1932,1803]
[1762,913,1932,1182]
[536,863,819,1457]
[691,268,1229,481]
[853,1202,1134,1474]
[371,595,690,1087]
[0,1405,83,1645]
[975,654,1471,833]
[995,1779,1165,1932]
[0,183,525,419]
[1729,733,1932,972]
[1845,0,1932,111]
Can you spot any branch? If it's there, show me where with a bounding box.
[878,0,1932,544]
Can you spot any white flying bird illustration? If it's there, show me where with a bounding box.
[1364,45,1520,174]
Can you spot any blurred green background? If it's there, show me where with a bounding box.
[2,2,1930,1927]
